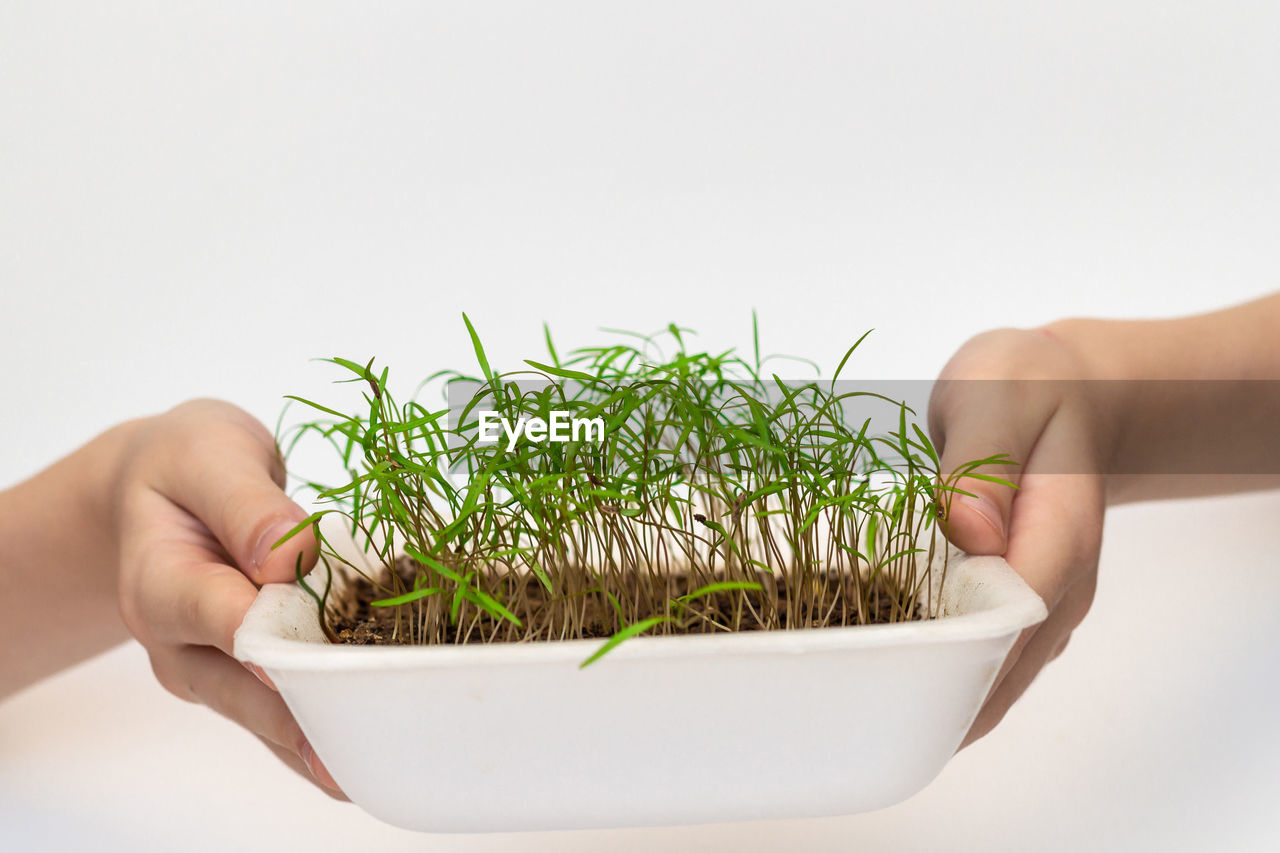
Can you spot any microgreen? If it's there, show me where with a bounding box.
[274,315,1017,664]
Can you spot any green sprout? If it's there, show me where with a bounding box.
[272,312,1016,666]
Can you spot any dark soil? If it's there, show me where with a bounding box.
[327,556,907,647]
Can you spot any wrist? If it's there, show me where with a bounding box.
[1038,307,1280,504]
[0,415,151,697]
[91,416,154,550]
[1035,318,1132,504]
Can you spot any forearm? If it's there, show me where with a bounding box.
[0,418,146,698]
[1045,293,1280,505]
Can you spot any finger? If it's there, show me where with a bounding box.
[148,644,344,794]
[1047,632,1071,663]
[929,376,1057,555]
[952,409,1103,748]
[149,643,303,751]
[145,400,319,584]
[138,558,258,656]
[961,567,1097,748]
[972,467,1101,715]
[299,739,342,794]
[999,413,1105,613]
[253,735,349,801]
[119,487,261,656]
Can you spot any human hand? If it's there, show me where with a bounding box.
[929,325,1110,747]
[112,399,344,796]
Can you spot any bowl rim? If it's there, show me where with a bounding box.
[233,553,1047,672]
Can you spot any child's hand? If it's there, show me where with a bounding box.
[111,399,344,796]
[929,326,1108,747]
[934,295,1280,745]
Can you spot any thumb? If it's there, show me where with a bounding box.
[928,378,1057,555]
[148,403,320,584]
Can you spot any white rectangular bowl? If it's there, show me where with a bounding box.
[233,553,1045,833]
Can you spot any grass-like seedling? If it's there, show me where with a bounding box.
[273,315,1015,666]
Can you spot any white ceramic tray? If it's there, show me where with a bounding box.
[234,553,1045,832]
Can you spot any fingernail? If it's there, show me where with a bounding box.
[251,518,301,579]
[959,493,1005,540]
[300,740,341,791]
[240,660,278,691]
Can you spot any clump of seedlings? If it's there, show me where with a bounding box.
[274,315,1014,666]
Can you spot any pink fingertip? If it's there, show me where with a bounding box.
[958,492,1006,541]
[241,660,278,691]
[250,518,302,580]
[300,741,341,791]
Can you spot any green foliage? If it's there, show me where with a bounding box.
[275,316,1016,665]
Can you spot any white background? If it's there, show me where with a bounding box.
[2,2,1278,850]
